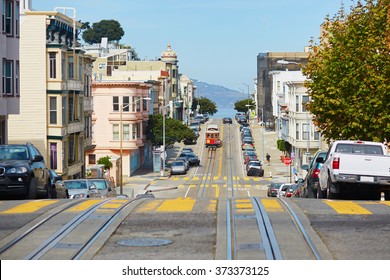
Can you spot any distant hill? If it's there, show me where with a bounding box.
[193,80,243,114]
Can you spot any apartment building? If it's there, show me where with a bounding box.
[0,0,20,144]
[269,70,323,173]
[8,6,94,179]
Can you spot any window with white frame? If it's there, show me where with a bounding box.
[302,95,309,112]
[302,123,309,140]
[68,56,74,79]
[50,142,57,169]
[123,96,129,112]
[295,95,299,112]
[123,124,130,140]
[49,52,57,79]
[296,123,299,140]
[49,97,57,124]
[3,0,13,35]
[113,124,119,140]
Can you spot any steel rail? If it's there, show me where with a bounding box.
[278,198,322,260]
[0,199,84,255]
[24,198,111,260]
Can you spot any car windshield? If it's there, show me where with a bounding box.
[173,161,184,166]
[249,162,261,167]
[64,181,87,189]
[89,180,107,190]
[0,146,28,160]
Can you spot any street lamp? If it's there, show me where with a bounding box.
[276,59,299,65]
[119,96,151,195]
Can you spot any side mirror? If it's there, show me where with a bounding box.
[89,183,97,191]
[33,155,44,162]
[302,164,309,171]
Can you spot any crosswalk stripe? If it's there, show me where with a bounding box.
[324,201,372,215]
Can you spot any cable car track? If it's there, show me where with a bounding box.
[0,196,152,260]
[226,196,322,260]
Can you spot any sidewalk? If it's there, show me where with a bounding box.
[248,122,291,183]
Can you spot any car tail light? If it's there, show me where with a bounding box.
[332,157,340,169]
[286,193,292,197]
[312,168,320,178]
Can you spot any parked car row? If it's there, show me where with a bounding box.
[238,122,264,177]
[171,147,200,175]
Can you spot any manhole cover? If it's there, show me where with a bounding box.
[118,238,172,247]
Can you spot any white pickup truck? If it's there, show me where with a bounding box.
[318,140,390,200]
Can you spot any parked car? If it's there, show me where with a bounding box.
[243,150,257,161]
[244,154,258,164]
[267,182,283,197]
[171,159,187,175]
[57,178,115,199]
[300,151,327,198]
[48,169,68,198]
[285,184,300,197]
[277,183,294,197]
[179,152,200,166]
[195,115,205,124]
[176,156,190,171]
[190,121,201,131]
[181,147,194,153]
[223,117,232,124]
[241,139,255,150]
[246,160,262,172]
[0,143,51,199]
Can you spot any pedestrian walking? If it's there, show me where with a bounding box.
[266,153,271,164]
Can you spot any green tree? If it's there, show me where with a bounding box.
[192,97,218,115]
[97,156,113,170]
[146,114,195,146]
[82,19,125,44]
[234,99,255,114]
[303,0,390,142]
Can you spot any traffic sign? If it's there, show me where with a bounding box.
[284,157,291,165]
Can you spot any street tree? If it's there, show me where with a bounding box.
[82,19,125,44]
[146,114,195,147]
[303,0,390,143]
[234,99,255,114]
[192,97,218,115]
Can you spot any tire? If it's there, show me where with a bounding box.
[27,178,38,199]
[307,185,316,198]
[326,177,338,199]
[259,169,264,177]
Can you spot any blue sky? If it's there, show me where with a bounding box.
[32,0,356,90]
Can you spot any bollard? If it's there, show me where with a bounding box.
[269,171,272,179]
[381,192,385,202]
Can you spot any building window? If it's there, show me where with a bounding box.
[68,56,74,79]
[302,123,309,140]
[296,123,299,140]
[113,124,119,140]
[49,52,57,79]
[15,60,19,95]
[0,119,5,144]
[68,95,74,122]
[68,136,75,165]
[113,96,119,112]
[62,96,67,125]
[61,52,66,80]
[2,59,13,95]
[302,95,309,112]
[3,0,13,35]
[295,95,299,112]
[123,124,130,140]
[123,96,129,112]
[314,129,320,140]
[15,0,19,36]
[88,154,96,164]
[50,143,58,169]
[136,123,141,139]
[132,124,136,140]
[49,97,57,124]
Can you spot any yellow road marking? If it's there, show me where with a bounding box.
[66,199,102,212]
[208,199,217,212]
[172,178,179,181]
[1,200,59,214]
[324,201,372,215]
[236,203,253,209]
[157,197,196,212]
[380,201,390,206]
[261,199,284,212]
[100,203,123,209]
[136,200,163,212]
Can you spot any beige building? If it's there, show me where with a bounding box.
[0,0,20,144]
[8,5,94,179]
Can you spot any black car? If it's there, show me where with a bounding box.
[223,117,232,124]
[179,152,200,166]
[300,151,327,198]
[0,143,51,199]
